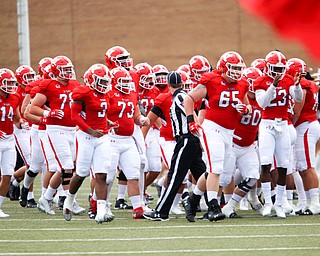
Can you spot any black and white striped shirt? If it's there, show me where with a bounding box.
[170,88,190,139]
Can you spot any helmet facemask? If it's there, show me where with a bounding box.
[139,74,155,90]
[1,79,18,94]
[57,65,75,80]
[267,63,286,79]
[226,63,244,81]
[114,55,133,70]
[115,77,135,94]
[92,74,112,94]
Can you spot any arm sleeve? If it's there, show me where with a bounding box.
[289,84,303,102]
[71,102,90,132]
[255,85,276,109]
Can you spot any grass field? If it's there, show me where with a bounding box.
[1,179,320,256]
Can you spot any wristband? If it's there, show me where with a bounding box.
[43,110,49,118]
[187,115,195,123]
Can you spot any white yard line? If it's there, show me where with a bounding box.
[1,222,320,231]
[0,247,320,255]
[0,234,320,243]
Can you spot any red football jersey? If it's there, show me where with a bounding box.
[25,79,41,95]
[200,72,249,130]
[153,92,174,141]
[0,93,21,135]
[16,86,27,118]
[254,74,295,120]
[294,78,319,127]
[72,85,109,134]
[233,97,263,147]
[139,87,160,115]
[156,86,169,93]
[108,88,138,136]
[37,79,80,127]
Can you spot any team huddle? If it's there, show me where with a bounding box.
[0,45,319,224]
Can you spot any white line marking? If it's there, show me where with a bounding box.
[0,247,320,255]
[1,222,320,231]
[0,234,319,243]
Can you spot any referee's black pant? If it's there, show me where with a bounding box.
[155,135,206,216]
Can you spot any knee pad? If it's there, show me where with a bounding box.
[27,169,38,178]
[219,174,232,187]
[238,178,258,193]
[61,169,73,185]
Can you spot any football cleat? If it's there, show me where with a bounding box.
[37,196,55,215]
[95,211,114,224]
[88,197,97,219]
[0,209,9,218]
[262,203,273,216]
[72,200,85,215]
[222,205,237,218]
[133,206,145,219]
[63,207,73,221]
[182,197,197,222]
[114,198,133,210]
[169,204,185,215]
[19,186,29,207]
[207,199,225,222]
[9,183,20,201]
[143,210,169,221]
[302,204,320,215]
[27,198,37,208]
[273,204,286,218]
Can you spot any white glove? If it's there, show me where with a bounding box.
[20,122,30,130]
[140,116,150,126]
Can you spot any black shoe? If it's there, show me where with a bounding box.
[182,197,197,222]
[58,196,66,210]
[229,212,243,218]
[9,183,20,201]
[143,210,169,221]
[27,198,37,208]
[200,212,209,220]
[207,199,226,222]
[19,186,29,207]
[114,198,133,209]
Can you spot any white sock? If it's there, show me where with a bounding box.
[275,185,286,206]
[261,182,272,204]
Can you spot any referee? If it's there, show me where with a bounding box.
[144,71,206,221]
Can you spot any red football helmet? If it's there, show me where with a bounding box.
[286,58,307,77]
[178,70,193,92]
[134,63,155,90]
[105,46,133,70]
[177,64,191,76]
[38,57,53,78]
[86,64,111,94]
[15,65,36,86]
[51,55,75,80]
[251,58,266,73]
[265,51,287,79]
[242,67,263,92]
[0,68,18,94]
[217,51,245,81]
[110,67,135,94]
[189,55,210,81]
[152,64,169,88]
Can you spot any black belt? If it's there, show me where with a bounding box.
[175,134,197,142]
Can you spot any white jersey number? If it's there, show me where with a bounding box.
[0,106,14,122]
[219,91,241,108]
[118,101,135,118]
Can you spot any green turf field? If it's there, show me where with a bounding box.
[1,180,320,256]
